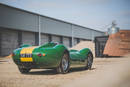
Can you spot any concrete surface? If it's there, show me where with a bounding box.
[0,56,130,87]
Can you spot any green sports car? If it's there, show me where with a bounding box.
[12,42,93,74]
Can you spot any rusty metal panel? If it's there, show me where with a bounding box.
[103,30,130,56]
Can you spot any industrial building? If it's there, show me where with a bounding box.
[0,3,104,56]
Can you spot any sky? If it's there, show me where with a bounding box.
[0,0,130,31]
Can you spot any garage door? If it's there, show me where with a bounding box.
[51,35,60,43]
[0,29,18,56]
[41,34,49,45]
[74,38,78,46]
[63,37,70,48]
[22,31,35,45]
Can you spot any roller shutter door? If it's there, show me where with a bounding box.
[63,37,70,48]
[22,31,35,45]
[74,38,78,46]
[0,29,18,56]
[51,35,60,43]
[41,34,49,45]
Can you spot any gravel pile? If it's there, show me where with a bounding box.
[70,41,95,57]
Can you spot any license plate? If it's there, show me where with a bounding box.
[20,57,33,62]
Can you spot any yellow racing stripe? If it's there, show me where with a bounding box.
[20,46,37,54]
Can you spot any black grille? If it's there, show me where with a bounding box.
[15,60,36,68]
[20,62,36,68]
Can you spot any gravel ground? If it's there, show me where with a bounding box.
[0,56,130,87]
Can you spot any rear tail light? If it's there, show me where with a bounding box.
[43,53,46,56]
[37,53,42,57]
[37,53,46,57]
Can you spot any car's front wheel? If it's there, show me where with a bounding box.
[56,52,70,74]
[18,66,30,74]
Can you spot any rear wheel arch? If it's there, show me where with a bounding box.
[64,49,70,57]
[87,51,93,57]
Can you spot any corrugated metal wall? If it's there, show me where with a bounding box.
[0,4,104,40]
[0,4,105,56]
[0,4,39,32]
[41,17,72,37]
[72,25,92,39]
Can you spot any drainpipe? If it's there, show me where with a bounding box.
[92,31,94,41]
[38,15,41,46]
[71,24,74,47]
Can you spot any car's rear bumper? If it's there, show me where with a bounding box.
[13,59,57,69]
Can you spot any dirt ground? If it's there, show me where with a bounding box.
[0,56,130,87]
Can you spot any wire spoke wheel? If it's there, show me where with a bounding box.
[56,51,70,74]
[85,52,93,70]
[62,54,69,71]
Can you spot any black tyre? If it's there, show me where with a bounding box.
[85,52,93,70]
[18,66,30,74]
[56,51,70,74]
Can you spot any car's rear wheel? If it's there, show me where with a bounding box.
[85,52,93,70]
[18,66,30,74]
[56,52,70,74]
